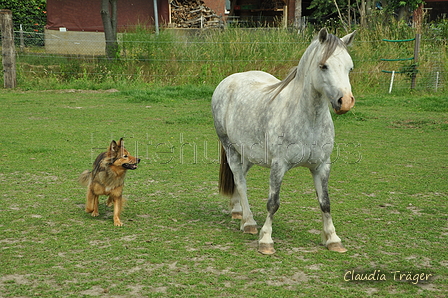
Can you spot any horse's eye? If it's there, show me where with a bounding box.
[319,64,328,70]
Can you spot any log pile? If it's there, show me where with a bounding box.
[170,0,222,29]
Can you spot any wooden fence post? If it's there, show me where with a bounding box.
[19,24,25,53]
[0,9,17,88]
[411,33,421,89]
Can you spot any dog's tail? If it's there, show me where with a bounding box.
[78,170,91,186]
[218,145,235,197]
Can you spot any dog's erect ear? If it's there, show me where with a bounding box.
[117,138,124,148]
[109,140,119,152]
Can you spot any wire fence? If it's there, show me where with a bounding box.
[9,29,448,93]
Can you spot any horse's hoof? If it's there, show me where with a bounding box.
[231,212,243,219]
[327,242,347,253]
[258,242,275,255]
[243,225,258,235]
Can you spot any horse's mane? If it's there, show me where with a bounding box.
[265,33,347,101]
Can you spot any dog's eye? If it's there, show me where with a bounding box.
[123,155,128,158]
[319,64,328,70]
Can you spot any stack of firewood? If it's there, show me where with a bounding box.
[170,0,222,28]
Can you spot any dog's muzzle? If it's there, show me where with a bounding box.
[123,158,140,170]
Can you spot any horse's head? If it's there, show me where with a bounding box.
[313,28,356,115]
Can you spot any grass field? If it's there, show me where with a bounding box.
[1,87,447,297]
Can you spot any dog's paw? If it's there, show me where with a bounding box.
[114,220,123,227]
[91,212,99,217]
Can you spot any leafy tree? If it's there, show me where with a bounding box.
[307,0,425,28]
[307,0,353,24]
[384,0,424,11]
[380,0,425,21]
[0,0,46,33]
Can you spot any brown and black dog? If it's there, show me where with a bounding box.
[79,138,140,226]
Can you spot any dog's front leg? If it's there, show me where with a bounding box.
[109,186,124,226]
[112,195,124,226]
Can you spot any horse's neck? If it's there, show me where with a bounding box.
[287,73,329,122]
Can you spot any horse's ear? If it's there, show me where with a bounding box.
[318,28,328,43]
[341,30,356,46]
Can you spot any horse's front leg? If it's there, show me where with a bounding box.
[311,164,347,252]
[258,163,286,254]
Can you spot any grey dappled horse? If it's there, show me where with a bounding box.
[212,28,356,254]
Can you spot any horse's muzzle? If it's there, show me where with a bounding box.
[334,94,355,115]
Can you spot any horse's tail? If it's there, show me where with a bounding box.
[219,145,235,196]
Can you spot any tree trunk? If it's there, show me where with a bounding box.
[347,0,351,28]
[294,0,302,29]
[0,9,16,88]
[413,3,423,34]
[359,0,366,27]
[101,0,118,59]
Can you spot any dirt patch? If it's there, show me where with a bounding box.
[0,274,31,285]
[80,285,109,296]
[265,271,309,287]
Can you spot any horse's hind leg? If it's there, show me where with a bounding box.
[229,162,253,220]
[311,165,347,253]
[258,162,287,255]
[226,146,257,234]
[229,192,242,219]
